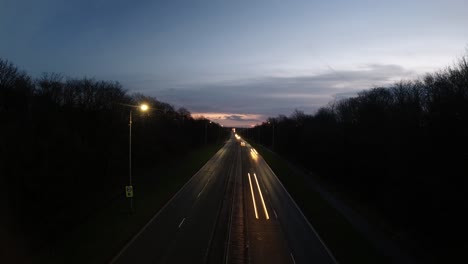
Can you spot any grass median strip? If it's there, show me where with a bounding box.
[250,142,390,264]
[42,142,224,264]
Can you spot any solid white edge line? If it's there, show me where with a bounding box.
[247,173,259,219]
[109,143,228,263]
[178,218,186,228]
[261,155,340,264]
[253,173,269,220]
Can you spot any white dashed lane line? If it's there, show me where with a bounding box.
[178,218,186,229]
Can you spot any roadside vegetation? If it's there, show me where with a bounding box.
[242,53,468,263]
[250,142,389,264]
[43,143,223,264]
[0,58,228,262]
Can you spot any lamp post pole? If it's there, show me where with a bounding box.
[272,123,275,150]
[257,126,260,143]
[125,103,148,213]
[205,121,211,144]
[128,110,133,212]
[268,121,275,150]
[205,122,207,144]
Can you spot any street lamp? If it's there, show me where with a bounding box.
[140,104,149,111]
[127,103,149,212]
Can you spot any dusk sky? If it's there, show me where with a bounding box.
[1,0,467,126]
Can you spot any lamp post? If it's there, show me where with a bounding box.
[205,121,212,144]
[221,124,224,141]
[268,121,275,150]
[127,103,149,212]
[272,123,275,150]
[256,125,262,144]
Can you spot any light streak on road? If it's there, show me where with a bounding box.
[250,149,258,160]
[254,173,269,220]
[247,173,259,219]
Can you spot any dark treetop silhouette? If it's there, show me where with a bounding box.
[0,58,227,262]
[2,53,468,263]
[242,54,468,263]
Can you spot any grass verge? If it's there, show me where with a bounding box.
[41,142,224,264]
[250,142,390,264]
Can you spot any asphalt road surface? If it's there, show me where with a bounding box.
[111,134,337,264]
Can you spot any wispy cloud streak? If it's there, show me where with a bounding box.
[137,64,415,126]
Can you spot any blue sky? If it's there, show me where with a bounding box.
[1,0,467,126]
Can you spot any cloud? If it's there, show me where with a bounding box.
[125,63,414,126]
[225,115,249,121]
[191,112,263,127]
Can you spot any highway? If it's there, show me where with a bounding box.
[111,134,337,264]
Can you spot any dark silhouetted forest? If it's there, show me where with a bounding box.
[0,59,227,259]
[242,54,468,262]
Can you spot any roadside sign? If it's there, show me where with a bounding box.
[125,186,133,198]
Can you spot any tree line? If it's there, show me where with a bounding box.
[0,58,227,259]
[242,54,468,262]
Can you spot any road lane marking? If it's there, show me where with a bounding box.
[197,187,205,198]
[273,209,278,219]
[247,173,259,219]
[178,218,186,228]
[197,173,216,199]
[197,180,210,198]
[254,173,269,220]
[109,141,231,263]
[290,253,296,264]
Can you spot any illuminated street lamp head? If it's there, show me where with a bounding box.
[140,104,149,111]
